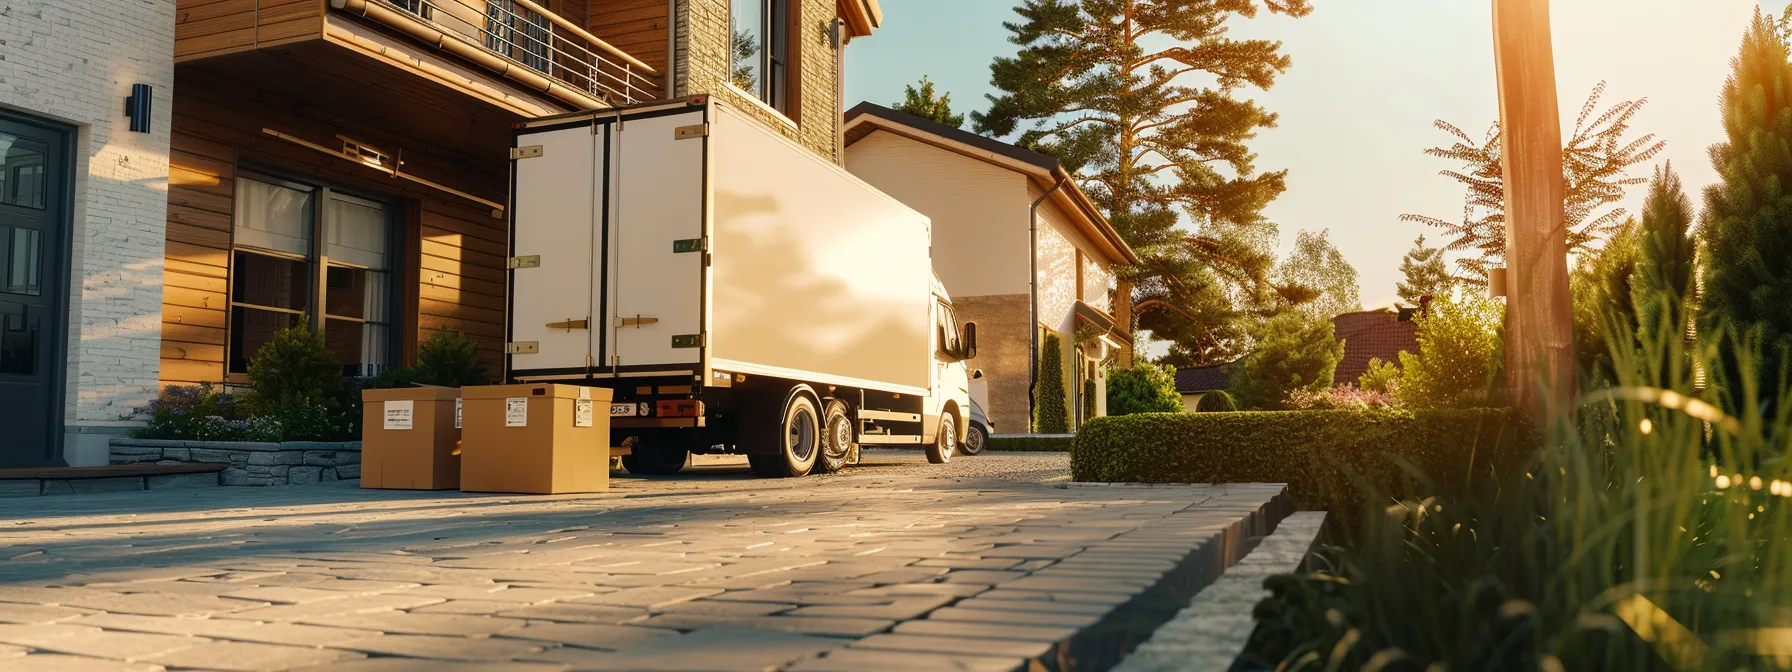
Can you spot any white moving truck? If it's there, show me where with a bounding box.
[504,96,977,477]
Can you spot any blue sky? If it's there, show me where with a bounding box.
[845,0,1767,309]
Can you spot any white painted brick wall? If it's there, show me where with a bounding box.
[0,0,174,456]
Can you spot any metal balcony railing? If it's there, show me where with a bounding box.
[366,0,660,106]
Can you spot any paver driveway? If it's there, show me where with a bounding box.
[0,452,1288,671]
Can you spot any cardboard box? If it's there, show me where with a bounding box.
[360,387,463,490]
[460,383,611,494]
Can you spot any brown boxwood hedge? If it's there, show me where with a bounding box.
[1070,409,1534,512]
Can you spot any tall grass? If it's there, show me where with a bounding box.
[1241,313,1792,670]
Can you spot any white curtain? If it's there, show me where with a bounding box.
[234,177,313,256]
[325,196,390,270]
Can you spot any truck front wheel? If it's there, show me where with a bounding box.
[748,393,820,478]
[927,412,957,465]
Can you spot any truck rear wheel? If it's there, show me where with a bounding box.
[927,412,957,464]
[816,400,854,473]
[748,393,820,478]
[620,435,689,476]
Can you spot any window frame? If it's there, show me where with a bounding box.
[732,0,790,113]
[226,169,403,380]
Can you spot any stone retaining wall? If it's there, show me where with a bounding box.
[110,439,361,486]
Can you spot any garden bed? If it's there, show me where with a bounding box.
[110,438,361,486]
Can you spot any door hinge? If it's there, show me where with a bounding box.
[672,238,706,254]
[545,319,589,330]
[511,145,544,159]
[507,255,541,269]
[671,334,704,348]
[674,124,709,140]
[506,341,540,354]
[619,316,659,328]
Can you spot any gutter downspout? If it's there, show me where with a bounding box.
[1028,176,1068,430]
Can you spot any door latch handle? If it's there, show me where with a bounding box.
[545,319,589,330]
[618,316,658,328]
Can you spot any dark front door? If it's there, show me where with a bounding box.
[0,113,70,468]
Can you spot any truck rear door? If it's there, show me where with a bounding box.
[508,125,599,375]
[604,109,707,370]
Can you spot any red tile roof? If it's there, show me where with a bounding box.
[1331,310,1417,385]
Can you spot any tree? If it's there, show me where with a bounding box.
[1229,312,1343,410]
[893,76,964,128]
[731,30,760,91]
[1570,219,1640,384]
[1358,357,1400,394]
[975,0,1313,365]
[1105,362,1183,415]
[1395,295,1504,409]
[1630,163,1697,368]
[1396,235,1454,305]
[1401,82,1665,284]
[1700,8,1792,412]
[1033,332,1069,433]
[1278,229,1360,321]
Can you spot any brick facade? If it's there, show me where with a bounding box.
[0,0,176,465]
[675,0,843,162]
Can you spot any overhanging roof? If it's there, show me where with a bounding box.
[838,0,883,39]
[843,102,1138,266]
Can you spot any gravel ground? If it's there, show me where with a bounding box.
[677,449,1071,483]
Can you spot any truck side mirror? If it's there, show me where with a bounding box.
[961,322,978,360]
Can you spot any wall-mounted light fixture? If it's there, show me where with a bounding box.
[124,83,153,134]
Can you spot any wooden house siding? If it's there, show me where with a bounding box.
[175,0,325,62]
[589,0,670,76]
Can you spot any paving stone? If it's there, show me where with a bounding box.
[221,586,360,604]
[63,592,267,617]
[926,606,1100,628]
[496,621,679,650]
[651,599,794,617]
[912,557,1023,570]
[572,625,841,672]
[296,660,562,672]
[142,639,365,671]
[401,584,595,603]
[0,586,113,605]
[633,612,897,637]
[0,623,209,659]
[953,598,1115,616]
[976,588,1135,606]
[494,602,646,624]
[0,603,95,624]
[218,594,447,621]
[410,600,523,615]
[144,473,218,490]
[847,582,988,598]
[1000,576,1152,594]
[67,477,146,494]
[891,619,1076,643]
[0,654,167,671]
[65,613,378,646]
[334,633,545,661]
[850,632,1057,659]
[850,567,950,585]
[785,595,953,620]
[942,570,1030,584]
[301,611,527,636]
[787,647,1026,672]
[0,480,41,497]
[575,586,724,609]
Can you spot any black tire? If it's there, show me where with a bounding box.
[620,435,689,475]
[751,393,821,478]
[817,400,854,473]
[962,421,988,456]
[926,411,957,464]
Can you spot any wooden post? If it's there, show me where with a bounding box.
[1493,0,1575,415]
[1114,279,1135,367]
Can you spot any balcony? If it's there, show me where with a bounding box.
[334,0,661,108]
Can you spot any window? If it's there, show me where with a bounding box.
[731,0,788,111]
[0,133,49,209]
[230,174,397,378]
[936,301,960,356]
[486,0,552,75]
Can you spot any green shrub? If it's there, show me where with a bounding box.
[1105,362,1182,416]
[1070,408,1531,513]
[1357,357,1399,394]
[1032,332,1068,433]
[416,331,489,386]
[1230,312,1344,410]
[1193,390,1236,413]
[1395,295,1503,409]
[127,384,244,439]
[273,404,341,442]
[246,323,343,413]
[986,435,1075,452]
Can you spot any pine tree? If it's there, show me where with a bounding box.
[893,76,964,128]
[1570,219,1641,385]
[1631,163,1696,352]
[1402,82,1665,284]
[1277,229,1360,321]
[1701,9,1792,411]
[1395,235,1454,305]
[974,0,1313,366]
[1032,332,1069,433]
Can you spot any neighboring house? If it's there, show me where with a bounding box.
[0,4,176,468]
[4,0,883,468]
[1331,308,1418,386]
[1175,365,1231,412]
[841,103,1137,432]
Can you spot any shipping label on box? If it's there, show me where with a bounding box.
[455,398,463,429]
[575,399,593,427]
[506,398,528,427]
[384,400,414,430]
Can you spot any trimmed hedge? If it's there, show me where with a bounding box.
[987,435,1076,452]
[1071,409,1534,512]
